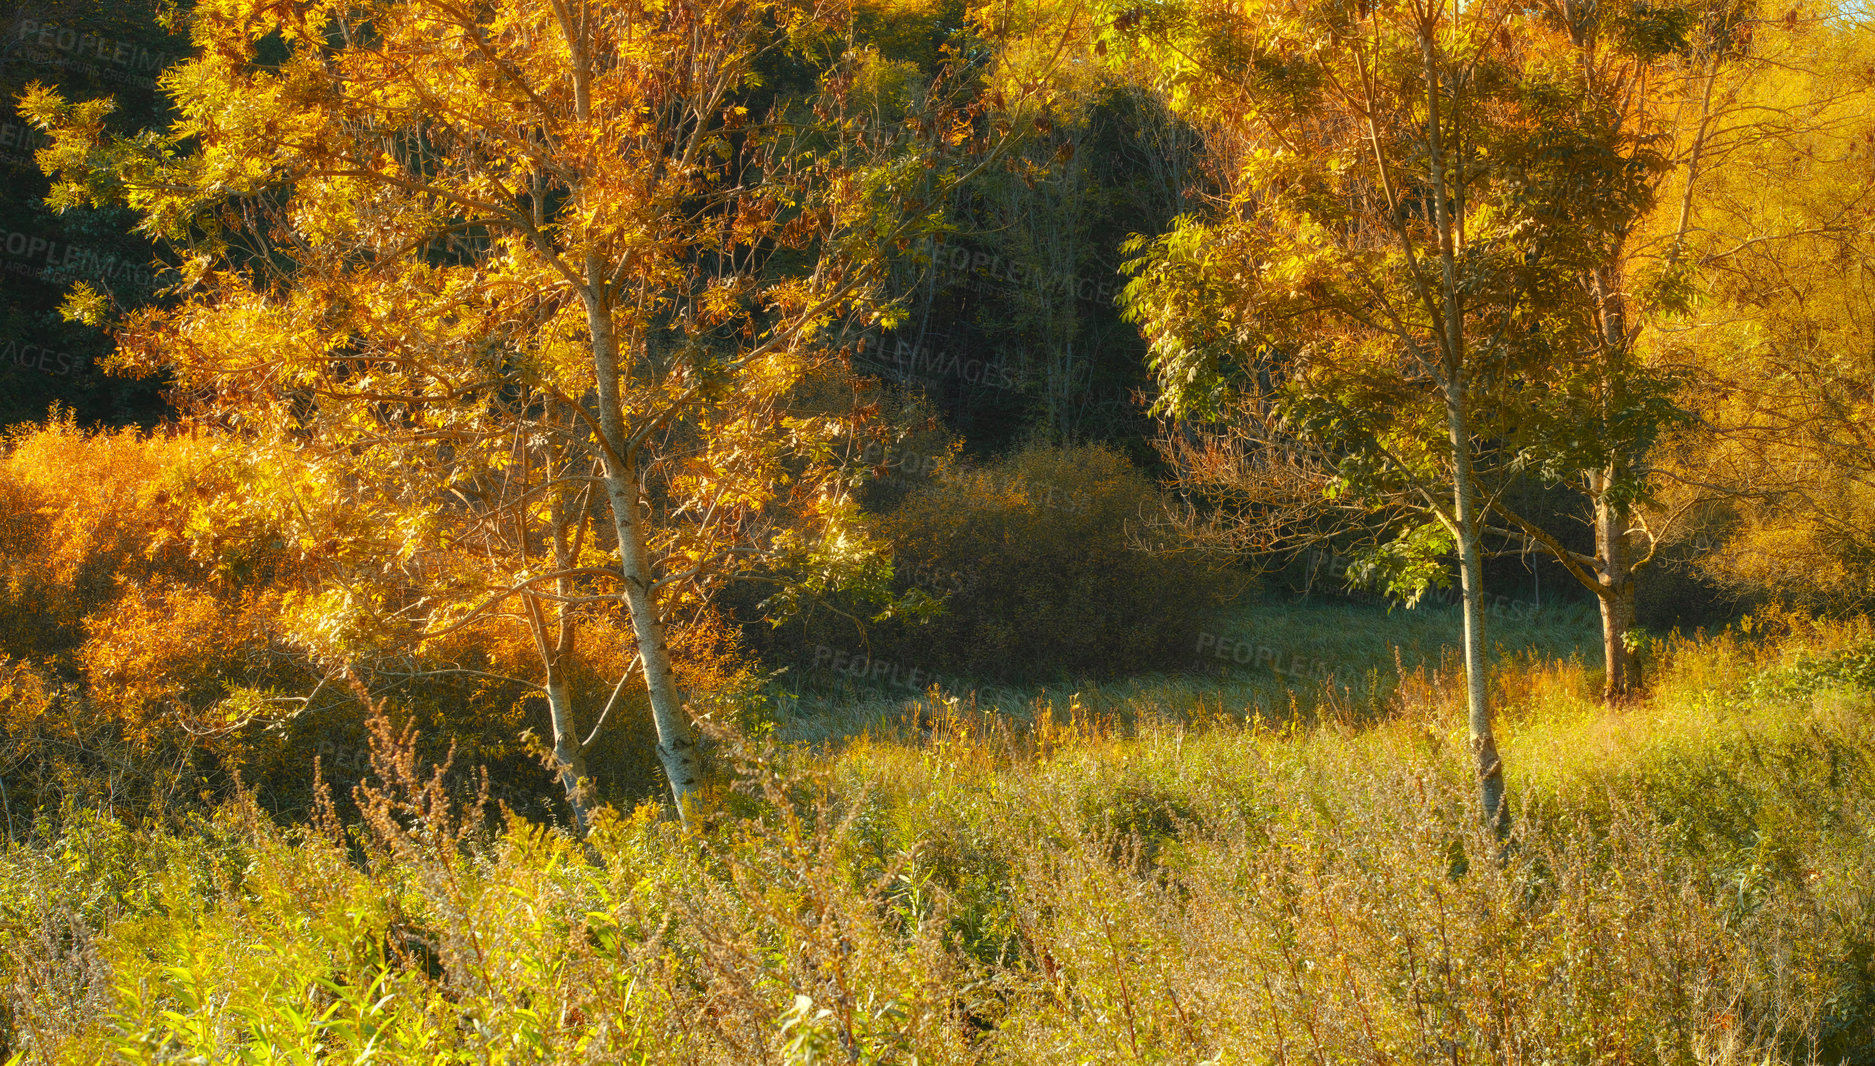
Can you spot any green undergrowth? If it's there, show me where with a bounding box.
[2,612,1873,1064]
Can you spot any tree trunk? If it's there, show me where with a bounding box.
[1594,478,1639,701]
[584,293,703,823]
[612,482,703,818]
[1424,26,1507,838]
[1587,259,1644,703]
[1450,395,1508,838]
[531,489,594,833]
[543,676,591,832]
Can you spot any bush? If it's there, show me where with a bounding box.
[871,442,1240,681]
[0,417,750,828]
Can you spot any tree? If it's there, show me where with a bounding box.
[1112,0,1509,833]
[26,0,1054,822]
[1108,0,1691,828]
[1473,0,1754,700]
[1658,9,1875,609]
[1491,1,1875,675]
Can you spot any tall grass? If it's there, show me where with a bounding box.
[2,609,1872,1064]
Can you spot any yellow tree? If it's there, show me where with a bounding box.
[1111,0,1802,730]
[1110,0,1553,834]
[1479,0,1754,700]
[1659,10,1875,607]
[26,0,1054,820]
[1106,0,1707,827]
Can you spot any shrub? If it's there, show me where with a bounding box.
[0,417,752,828]
[871,442,1240,681]
[0,415,200,667]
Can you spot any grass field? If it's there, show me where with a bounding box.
[3,602,1873,1064]
[772,593,1604,743]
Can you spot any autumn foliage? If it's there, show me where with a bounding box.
[0,416,761,823]
[5,0,1875,1058]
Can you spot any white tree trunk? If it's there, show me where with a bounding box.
[584,293,703,823]
[611,482,703,817]
[543,675,591,832]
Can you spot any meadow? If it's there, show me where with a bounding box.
[6,0,1875,1059]
[4,600,1871,1065]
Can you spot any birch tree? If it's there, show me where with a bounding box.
[1110,0,1661,830]
[25,0,1053,821]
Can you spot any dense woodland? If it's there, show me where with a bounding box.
[3,0,1875,1060]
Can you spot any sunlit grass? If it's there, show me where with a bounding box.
[4,609,1873,1064]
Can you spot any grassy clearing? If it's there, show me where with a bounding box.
[773,594,1603,743]
[2,608,1873,1064]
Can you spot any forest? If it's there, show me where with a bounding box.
[2,0,1875,1060]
